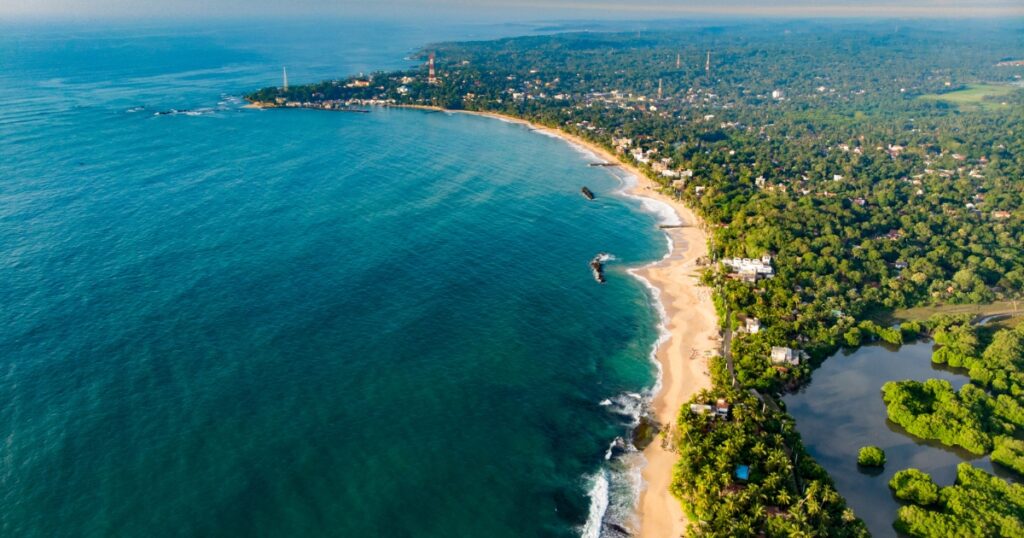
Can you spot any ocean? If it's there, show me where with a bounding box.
[0,19,667,537]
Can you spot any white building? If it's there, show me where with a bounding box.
[770,346,800,366]
[631,148,652,164]
[724,255,774,280]
[689,403,714,415]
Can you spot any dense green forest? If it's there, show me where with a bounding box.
[890,464,1024,537]
[671,388,867,537]
[249,20,1024,537]
[880,316,1024,536]
[883,319,1024,454]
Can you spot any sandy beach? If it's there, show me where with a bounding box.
[256,101,718,535]
[627,196,715,538]
[443,108,716,538]
[259,101,718,536]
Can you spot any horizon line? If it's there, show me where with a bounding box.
[3,14,1024,23]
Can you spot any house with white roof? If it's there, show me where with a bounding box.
[770,346,800,366]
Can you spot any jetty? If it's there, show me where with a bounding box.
[581,186,595,200]
[587,162,620,167]
[590,254,607,284]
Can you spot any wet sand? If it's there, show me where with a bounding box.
[447,109,716,538]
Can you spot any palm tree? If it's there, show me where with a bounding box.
[776,488,793,506]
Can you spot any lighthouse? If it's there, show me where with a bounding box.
[427,53,438,85]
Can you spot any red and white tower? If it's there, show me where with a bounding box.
[427,53,437,85]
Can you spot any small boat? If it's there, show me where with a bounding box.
[581,186,595,200]
[590,254,607,284]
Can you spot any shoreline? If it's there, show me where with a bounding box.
[254,101,717,536]
[434,108,716,537]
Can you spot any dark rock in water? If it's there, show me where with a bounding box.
[631,415,660,451]
[608,436,628,459]
[590,253,607,284]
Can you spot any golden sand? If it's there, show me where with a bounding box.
[402,106,717,537]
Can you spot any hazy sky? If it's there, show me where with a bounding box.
[4,0,1024,19]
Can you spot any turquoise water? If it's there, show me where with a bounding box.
[0,21,666,537]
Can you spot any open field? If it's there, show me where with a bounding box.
[883,300,1023,324]
[918,83,1021,110]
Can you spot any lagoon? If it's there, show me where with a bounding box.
[784,341,1016,536]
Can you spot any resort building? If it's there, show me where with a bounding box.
[724,255,774,282]
[770,346,800,366]
[689,403,714,415]
[690,399,731,419]
[715,398,730,418]
[744,317,761,334]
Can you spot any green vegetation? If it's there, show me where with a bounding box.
[881,378,1024,455]
[893,463,1024,537]
[927,317,1024,396]
[250,25,1024,393]
[671,388,866,537]
[918,83,1019,110]
[856,446,886,467]
[888,300,1022,324]
[882,314,1024,533]
[889,469,940,505]
[248,20,1024,537]
[992,437,1024,475]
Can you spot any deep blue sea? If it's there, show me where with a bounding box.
[0,19,667,537]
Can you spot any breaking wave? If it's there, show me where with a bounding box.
[580,470,609,538]
[578,154,680,538]
[500,113,679,538]
[581,434,646,538]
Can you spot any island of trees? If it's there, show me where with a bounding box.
[248,20,1024,537]
[857,446,886,467]
[890,464,1024,537]
[879,316,1024,535]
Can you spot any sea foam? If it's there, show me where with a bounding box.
[580,470,610,538]
[503,114,681,538]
